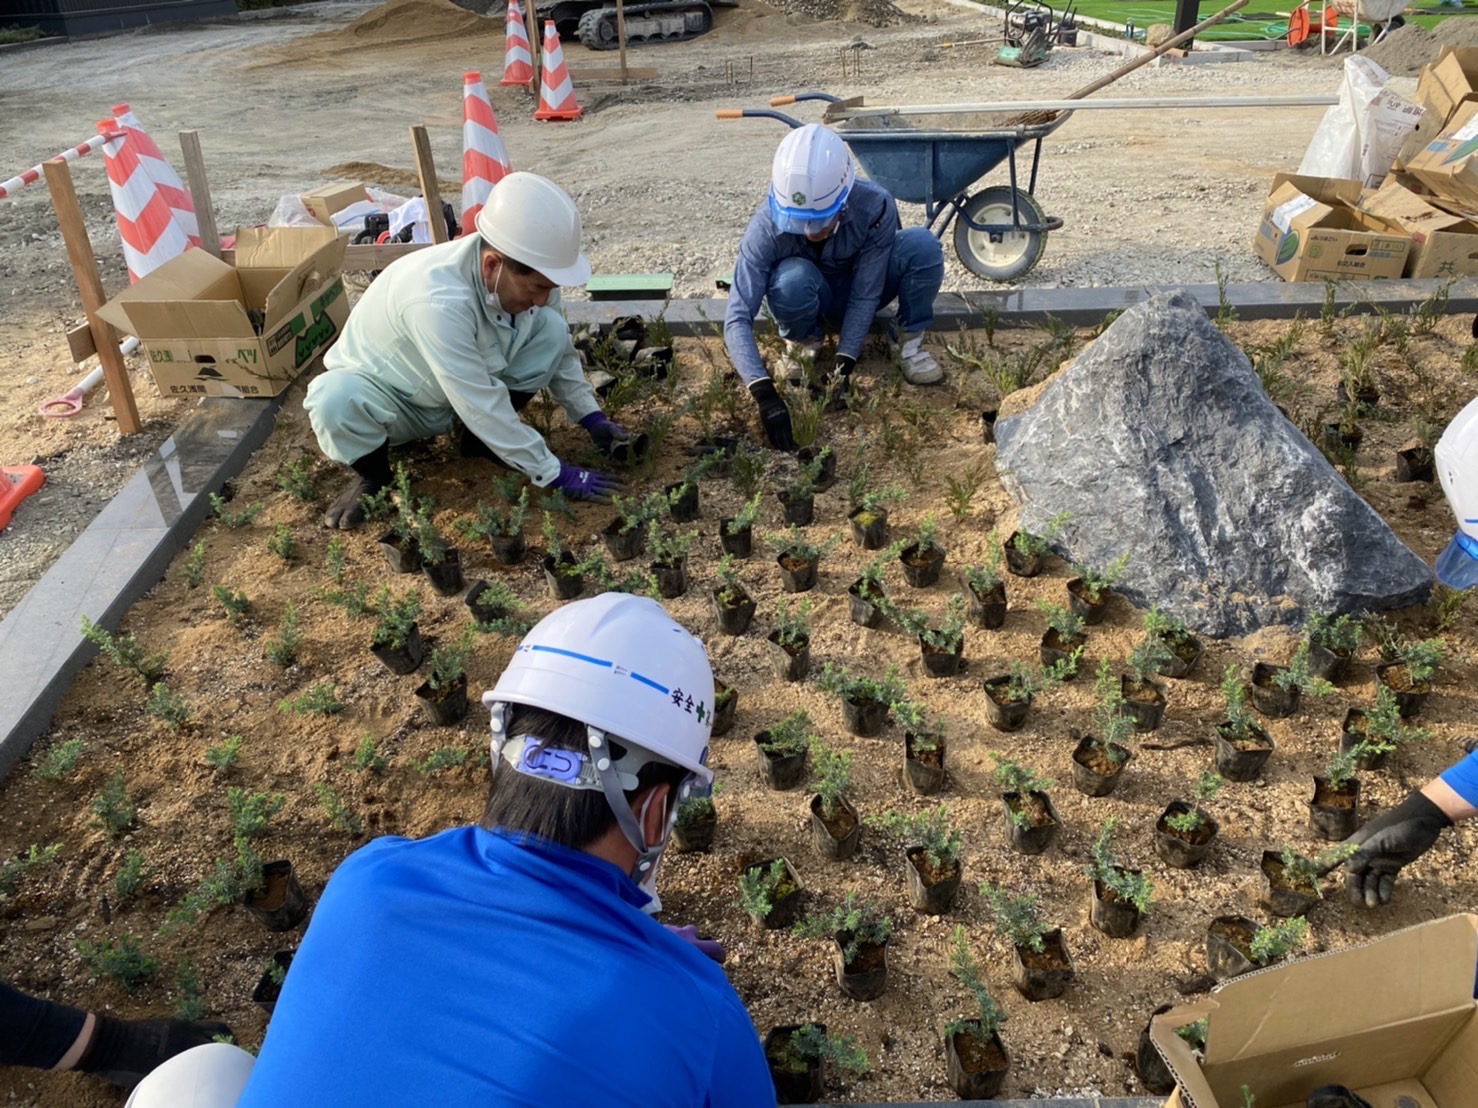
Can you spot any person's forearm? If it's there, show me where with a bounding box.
[1424,777,1478,823]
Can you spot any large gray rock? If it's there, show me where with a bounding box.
[994,290,1433,637]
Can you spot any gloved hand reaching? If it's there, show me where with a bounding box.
[550,461,623,504]
[664,923,727,964]
[578,411,630,455]
[748,378,795,452]
[1343,789,1452,907]
[827,354,856,411]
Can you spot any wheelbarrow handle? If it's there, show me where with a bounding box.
[714,107,807,128]
[770,92,843,107]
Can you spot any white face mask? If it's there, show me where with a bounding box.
[484,259,539,320]
[634,788,676,915]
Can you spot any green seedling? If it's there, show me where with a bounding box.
[866,805,962,873]
[0,843,61,897]
[1087,659,1134,765]
[266,522,296,562]
[456,487,530,543]
[203,735,243,774]
[810,743,852,822]
[278,682,342,716]
[75,934,157,994]
[737,858,794,921]
[1270,642,1333,698]
[943,463,992,523]
[991,755,1054,799]
[174,960,206,1021]
[1220,665,1260,740]
[325,535,346,583]
[352,734,388,774]
[646,519,697,567]
[263,602,302,666]
[1165,772,1223,834]
[725,490,765,536]
[892,700,945,751]
[32,738,85,781]
[321,580,373,618]
[758,710,815,759]
[1249,916,1307,966]
[898,593,968,654]
[371,587,421,651]
[114,849,149,903]
[145,681,191,729]
[228,788,285,840]
[945,926,1008,1038]
[80,616,168,685]
[850,483,906,525]
[1071,552,1130,603]
[979,883,1051,953]
[93,771,137,838]
[675,785,717,833]
[1087,817,1153,915]
[428,627,475,692]
[794,890,892,967]
[1011,511,1069,559]
[212,585,250,625]
[1034,599,1086,644]
[963,531,1006,595]
[774,596,812,648]
[774,1023,869,1077]
[181,541,206,588]
[815,662,907,709]
[1394,638,1445,685]
[276,456,320,502]
[314,782,362,835]
[414,746,470,774]
[209,492,262,529]
[1305,611,1362,656]
[1428,584,1468,633]
[1277,843,1358,895]
[764,524,843,565]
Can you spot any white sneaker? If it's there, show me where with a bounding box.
[776,339,821,385]
[897,331,943,385]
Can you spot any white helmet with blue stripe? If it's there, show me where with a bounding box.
[769,123,856,236]
[481,594,714,883]
[1434,394,1478,588]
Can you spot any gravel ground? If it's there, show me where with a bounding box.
[0,0,1418,621]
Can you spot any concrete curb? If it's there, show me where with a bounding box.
[2,278,1473,780]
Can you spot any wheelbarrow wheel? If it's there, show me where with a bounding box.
[953,186,1048,282]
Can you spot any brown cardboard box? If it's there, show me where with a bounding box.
[1253,174,1410,282]
[1150,913,1478,1108]
[1421,47,1478,130]
[1360,181,1478,278]
[1403,101,1478,211]
[301,183,368,226]
[96,226,348,399]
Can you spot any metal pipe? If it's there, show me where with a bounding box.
[823,94,1338,119]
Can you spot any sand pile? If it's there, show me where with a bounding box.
[312,0,491,49]
[773,0,916,28]
[1363,16,1478,77]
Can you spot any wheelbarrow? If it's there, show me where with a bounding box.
[719,90,1067,282]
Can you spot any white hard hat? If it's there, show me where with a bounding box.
[484,593,714,782]
[1436,394,1478,545]
[769,124,856,236]
[474,171,592,287]
[124,1043,255,1108]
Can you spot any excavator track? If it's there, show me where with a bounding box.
[576,1,714,49]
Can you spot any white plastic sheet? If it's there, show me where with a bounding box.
[1298,56,1424,187]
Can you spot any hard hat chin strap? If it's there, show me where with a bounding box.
[589,726,693,882]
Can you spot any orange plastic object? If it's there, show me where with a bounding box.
[0,465,45,530]
[1287,6,1310,44]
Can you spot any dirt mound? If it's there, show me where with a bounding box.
[773,0,916,28]
[324,161,460,192]
[309,0,491,49]
[1363,16,1478,77]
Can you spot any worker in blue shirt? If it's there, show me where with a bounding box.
[724,124,946,451]
[1344,746,1478,907]
[126,594,774,1108]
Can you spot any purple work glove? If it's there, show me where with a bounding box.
[665,923,727,964]
[551,460,622,504]
[578,411,630,455]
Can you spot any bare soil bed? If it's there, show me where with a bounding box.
[1,303,1475,1105]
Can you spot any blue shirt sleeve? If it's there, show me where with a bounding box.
[724,204,779,389]
[835,187,898,361]
[1441,749,1478,807]
[704,998,775,1108]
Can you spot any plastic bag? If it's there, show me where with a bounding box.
[388,197,435,244]
[1298,56,1423,187]
[266,194,322,228]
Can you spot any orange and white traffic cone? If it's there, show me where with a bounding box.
[533,21,583,122]
[461,71,512,234]
[97,121,193,282]
[501,0,535,88]
[109,103,201,248]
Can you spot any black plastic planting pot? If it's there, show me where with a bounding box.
[370,623,424,676]
[1214,723,1274,782]
[601,519,644,562]
[776,489,814,527]
[712,587,757,636]
[1089,875,1143,938]
[797,445,836,492]
[1159,633,1204,679]
[775,554,818,594]
[841,695,888,738]
[903,733,946,795]
[982,677,1031,732]
[966,580,1007,629]
[1120,675,1166,732]
[1065,577,1107,626]
[670,806,716,853]
[243,861,309,932]
[718,519,752,559]
[1309,776,1361,840]
[1003,790,1059,856]
[1259,850,1320,918]
[1250,662,1299,718]
[809,794,861,861]
[542,552,583,600]
[1003,532,1042,577]
[919,638,964,678]
[832,936,888,1001]
[251,950,295,1016]
[847,578,886,628]
[1153,802,1218,869]
[1307,641,1352,684]
[848,505,889,549]
[904,846,960,914]
[765,1023,824,1106]
[899,542,944,588]
[766,631,810,682]
[945,1025,1009,1100]
[651,559,688,600]
[1071,736,1129,797]
[711,682,737,737]
[488,532,526,565]
[414,674,469,726]
[1205,915,1260,983]
[1376,662,1430,719]
[745,858,803,930]
[754,733,808,791]
[376,531,421,574]
[1010,928,1073,1001]
[666,482,699,523]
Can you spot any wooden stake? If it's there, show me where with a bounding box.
[409,125,448,245]
[177,130,222,260]
[43,158,141,435]
[616,0,629,85]
[525,2,543,100]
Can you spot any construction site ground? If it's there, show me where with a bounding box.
[3,3,1478,1105]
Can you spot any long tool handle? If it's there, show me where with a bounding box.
[1062,0,1250,102]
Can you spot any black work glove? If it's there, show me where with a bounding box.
[826,354,856,412]
[1343,789,1452,907]
[1307,1087,1374,1108]
[749,378,795,452]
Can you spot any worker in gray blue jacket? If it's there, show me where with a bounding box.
[723,124,946,451]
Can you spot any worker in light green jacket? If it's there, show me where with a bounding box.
[305,172,627,530]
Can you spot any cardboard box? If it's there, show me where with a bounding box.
[301,183,367,227]
[1421,47,1478,131]
[97,226,348,399]
[1253,174,1410,282]
[1150,913,1478,1108]
[1403,101,1478,211]
[1360,181,1478,278]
